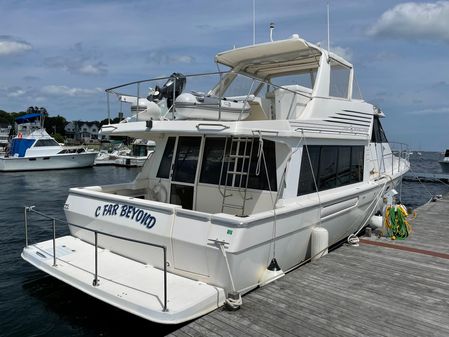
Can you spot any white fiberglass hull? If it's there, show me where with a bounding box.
[0,152,97,171]
[61,175,400,299]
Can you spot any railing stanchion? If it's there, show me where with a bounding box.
[93,232,99,286]
[136,83,140,122]
[52,219,57,267]
[172,77,176,120]
[24,207,29,247]
[163,247,168,312]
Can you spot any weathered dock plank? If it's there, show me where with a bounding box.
[168,196,449,337]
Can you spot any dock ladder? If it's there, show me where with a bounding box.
[219,137,254,216]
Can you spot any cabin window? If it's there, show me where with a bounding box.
[371,116,388,143]
[172,136,201,184]
[156,137,175,178]
[34,139,60,147]
[199,137,277,191]
[200,138,226,184]
[298,145,364,196]
[170,184,194,210]
[329,59,350,98]
[247,139,277,191]
[271,70,317,90]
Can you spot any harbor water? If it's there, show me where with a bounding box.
[1,152,448,337]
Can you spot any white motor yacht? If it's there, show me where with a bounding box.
[22,34,409,324]
[114,139,155,167]
[0,113,98,171]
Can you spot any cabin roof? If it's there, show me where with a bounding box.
[215,36,328,79]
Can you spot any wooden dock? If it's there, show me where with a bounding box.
[169,197,449,337]
[404,172,449,183]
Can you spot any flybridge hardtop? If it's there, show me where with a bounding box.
[22,33,409,324]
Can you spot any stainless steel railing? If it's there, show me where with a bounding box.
[104,71,310,123]
[23,206,169,312]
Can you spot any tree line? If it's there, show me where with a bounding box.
[0,107,120,137]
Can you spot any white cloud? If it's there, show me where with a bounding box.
[7,88,26,97]
[44,43,107,76]
[330,46,352,62]
[41,85,102,96]
[368,1,449,42]
[0,36,32,55]
[78,63,107,75]
[146,50,195,65]
[410,107,449,115]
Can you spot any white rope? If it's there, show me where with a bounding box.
[218,243,242,309]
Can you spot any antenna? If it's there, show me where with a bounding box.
[252,0,256,44]
[327,2,330,52]
[269,22,275,42]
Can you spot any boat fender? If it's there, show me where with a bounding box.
[311,227,328,261]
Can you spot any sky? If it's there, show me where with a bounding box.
[0,0,448,151]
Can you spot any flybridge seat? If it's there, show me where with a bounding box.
[174,92,252,121]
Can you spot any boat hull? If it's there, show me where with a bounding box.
[62,177,399,295]
[0,152,97,171]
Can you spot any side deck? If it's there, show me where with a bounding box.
[169,196,449,336]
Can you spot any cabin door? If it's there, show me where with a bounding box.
[169,136,202,210]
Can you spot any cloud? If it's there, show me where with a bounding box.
[410,106,449,115]
[44,43,107,76]
[41,85,102,96]
[0,35,32,56]
[146,50,195,65]
[368,1,449,42]
[7,87,26,97]
[330,46,352,62]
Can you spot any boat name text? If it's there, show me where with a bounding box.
[95,203,156,229]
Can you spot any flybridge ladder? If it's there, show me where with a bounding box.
[220,137,254,216]
[21,207,225,324]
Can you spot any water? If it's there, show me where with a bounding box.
[1,153,449,337]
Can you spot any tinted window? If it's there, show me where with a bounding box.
[247,139,277,191]
[200,138,226,184]
[156,137,175,178]
[172,137,201,183]
[298,145,364,196]
[318,146,338,190]
[297,146,320,195]
[34,139,60,147]
[170,184,194,210]
[351,147,364,183]
[337,146,351,186]
[371,116,388,143]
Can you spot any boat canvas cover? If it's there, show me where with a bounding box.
[215,36,322,78]
[10,138,35,157]
[15,113,43,124]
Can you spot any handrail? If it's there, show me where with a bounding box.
[23,206,168,312]
[104,70,312,123]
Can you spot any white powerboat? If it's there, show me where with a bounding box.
[439,149,449,173]
[0,113,98,171]
[114,139,155,167]
[22,34,409,324]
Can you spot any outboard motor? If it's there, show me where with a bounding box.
[148,72,186,108]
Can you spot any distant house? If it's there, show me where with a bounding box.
[65,121,100,142]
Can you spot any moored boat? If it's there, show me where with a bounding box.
[439,149,449,173]
[22,34,410,324]
[0,113,98,171]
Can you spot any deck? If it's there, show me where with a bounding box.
[169,196,449,336]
